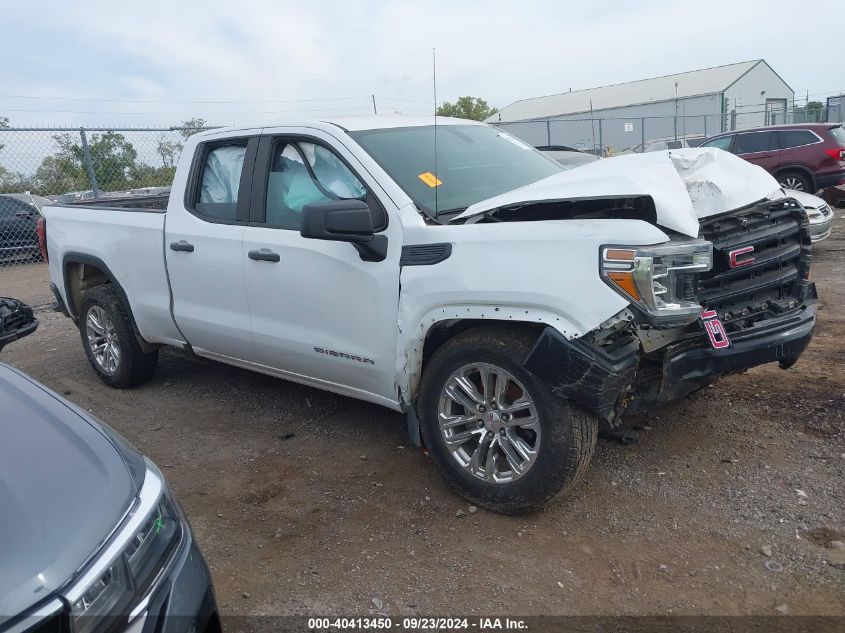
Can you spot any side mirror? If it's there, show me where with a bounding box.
[301,200,374,243]
[300,200,387,262]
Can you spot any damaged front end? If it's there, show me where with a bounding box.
[525,196,818,427]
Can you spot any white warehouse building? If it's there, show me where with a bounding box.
[488,60,794,153]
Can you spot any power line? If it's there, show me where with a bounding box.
[0,93,372,104]
[0,106,383,115]
[0,93,435,105]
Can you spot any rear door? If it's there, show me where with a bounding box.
[240,128,402,405]
[733,130,781,172]
[165,135,264,362]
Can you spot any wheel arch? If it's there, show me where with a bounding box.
[399,309,567,407]
[62,252,157,353]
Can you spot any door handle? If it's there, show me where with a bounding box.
[248,248,280,262]
[169,240,195,252]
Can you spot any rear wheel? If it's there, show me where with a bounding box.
[418,327,598,514]
[79,285,158,388]
[778,171,812,192]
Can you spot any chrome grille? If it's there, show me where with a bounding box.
[697,198,811,332]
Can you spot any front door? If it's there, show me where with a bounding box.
[165,135,263,362]
[241,129,402,406]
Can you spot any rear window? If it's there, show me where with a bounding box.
[779,130,818,149]
[195,144,246,220]
[830,126,845,145]
[735,131,775,154]
[701,135,733,151]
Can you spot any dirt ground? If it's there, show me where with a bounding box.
[1,219,843,618]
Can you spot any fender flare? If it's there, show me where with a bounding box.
[397,304,585,406]
[61,252,155,351]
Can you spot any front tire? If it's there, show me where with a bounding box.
[418,327,598,514]
[79,285,158,388]
[778,171,812,193]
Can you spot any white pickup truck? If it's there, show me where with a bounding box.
[40,116,818,513]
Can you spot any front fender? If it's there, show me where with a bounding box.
[395,218,669,404]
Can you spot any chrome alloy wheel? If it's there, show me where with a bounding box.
[780,176,805,191]
[86,306,121,374]
[437,363,541,484]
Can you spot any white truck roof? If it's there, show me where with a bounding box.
[193,115,483,138]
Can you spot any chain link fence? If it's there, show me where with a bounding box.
[0,125,214,269]
[493,115,716,156]
[492,105,843,157]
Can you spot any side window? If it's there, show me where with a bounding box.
[779,130,818,149]
[735,132,774,154]
[702,135,733,151]
[195,144,247,220]
[264,141,368,230]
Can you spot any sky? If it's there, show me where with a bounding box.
[1,0,844,128]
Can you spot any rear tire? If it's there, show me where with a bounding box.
[778,171,812,193]
[418,326,598,514]
[79,285,158,388]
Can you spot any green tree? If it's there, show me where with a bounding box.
[156,118,208,172]
[34,155,85,195]
[436,96,498,121]
[62,131,139,191]
[156,134,182,168]
[806,100,824,121]
[178,117,208,140]
[32,131,140,195]
[0,116,8,152]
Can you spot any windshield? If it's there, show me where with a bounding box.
[349,125,562,217]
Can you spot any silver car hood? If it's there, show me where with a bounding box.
[450,148,782,237]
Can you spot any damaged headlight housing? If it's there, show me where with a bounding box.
[67,463,182,633]
[600,240,712,324]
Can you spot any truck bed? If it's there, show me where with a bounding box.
[66,193,170,211]
[42,201,184,346]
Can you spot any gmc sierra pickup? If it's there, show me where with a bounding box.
[40,116,818,513]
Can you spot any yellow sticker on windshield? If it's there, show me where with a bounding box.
[418,172,442,188]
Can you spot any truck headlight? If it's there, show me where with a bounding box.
[600,240,712,324]
[68,464,182,633]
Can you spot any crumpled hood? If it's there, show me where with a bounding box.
[451,148,782,237]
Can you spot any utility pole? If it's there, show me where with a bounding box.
[371,94,378,115]
[674,82,679,142]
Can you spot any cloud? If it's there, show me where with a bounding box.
[1,0,842,126]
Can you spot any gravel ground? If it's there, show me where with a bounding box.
[1,217,843,617]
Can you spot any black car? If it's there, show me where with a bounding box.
[0,194,48,262]
[0,360,220,633]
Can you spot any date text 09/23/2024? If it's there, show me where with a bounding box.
[307,617,528,630]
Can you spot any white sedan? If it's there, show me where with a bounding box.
[787,189,834,243]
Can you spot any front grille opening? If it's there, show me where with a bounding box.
[698,199,809,333]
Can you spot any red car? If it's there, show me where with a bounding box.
[701,123,845,194]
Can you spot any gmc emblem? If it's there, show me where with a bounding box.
[728,245,755,268]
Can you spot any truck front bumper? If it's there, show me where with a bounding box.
[525,290,817,421]
[662,302,816,391]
